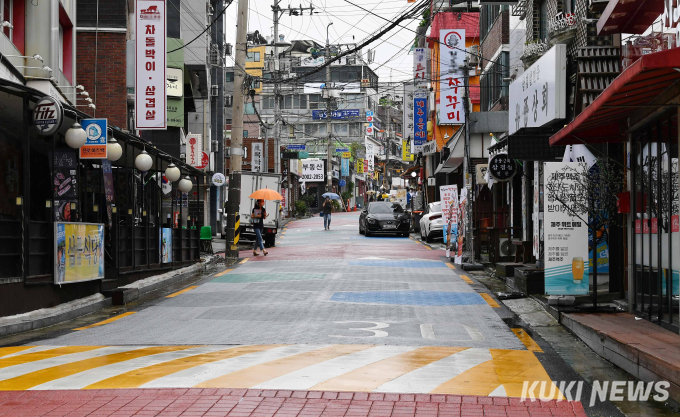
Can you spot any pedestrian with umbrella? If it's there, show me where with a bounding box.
[248,188,283,256]
[322,192,339,230]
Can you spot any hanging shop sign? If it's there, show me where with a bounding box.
[476,164,488,185]
[509,44,566,135]
[211,173,226,187]
[186,133,202,167]
[341,158,349,176]
[413,48,427,89]
[439,29,465,125]
[80,119,108,159]
[403,84,415,140]
[365,138,376,173]
[402,139,414,161]
[33,97,63,136]
[544,162,590,295]
[357,158,364,174]
[312,109,360,120]
[251,143,264,172]
[288,144,305,150]
[488,153,517,182]
[366,123,375,135]
[54,222,105,284]
[336,148,349,153]
[422,140,437,155]
[135,0,167,129]
[366,111,374,122]
[196,151,209,170]
[301,158,325,182]
[413,92,428,152]
[455,188,467,264]
[167,67,183,98]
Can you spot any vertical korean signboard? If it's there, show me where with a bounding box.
[135,0,167,130]
[544,162,590,295]
[186,133,202,167]
[365,138,375,174]
[439,29,465,125]
[252,143,264,172]
[413,48,427,89]
[413,92,427,152]
[341,158,349,177]
[403,84,415,142]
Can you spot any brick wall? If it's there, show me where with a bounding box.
[76,32,128,128]
[225,137,278,173]
[481,11,509,69]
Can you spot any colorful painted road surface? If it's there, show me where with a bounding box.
[0,212,592,416]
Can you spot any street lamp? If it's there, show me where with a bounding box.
[178,176,193,193]
[106,137,123,161]
[135,150,153,171]
[165,163,181,182]
[65,123,87,149]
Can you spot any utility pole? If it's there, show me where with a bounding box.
[225,0,249,258]
[463,57,473,265]
[326,22,334,193]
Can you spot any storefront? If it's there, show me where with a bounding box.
[550,48,680,332]
[0,79,205,317]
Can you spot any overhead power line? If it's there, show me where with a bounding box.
[168,0,235,54]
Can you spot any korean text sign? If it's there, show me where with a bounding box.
[135,0,167,129]
[341,158,349,176]
[509,44,566,135]
[413,92,427,151]
[439,185,458,226]
[403,84,415,142]
[186,133,202,167]
[55,222,105,284]
[439,29,465,125]
[251,143,264,172]
[544,162,590,295]
[80,119,107,159]
[413,48,427,88]
[301,159,325,182]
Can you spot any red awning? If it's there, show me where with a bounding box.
[597,0,663,35]
[550,48,680,146]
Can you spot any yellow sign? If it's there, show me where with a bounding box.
[342,152,351,158]
[55,222,105,284]
[357,159,364,174]
[402,139,414,161]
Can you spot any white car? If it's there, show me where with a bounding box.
[419,202,443,242]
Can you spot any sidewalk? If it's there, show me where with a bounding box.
[561,312,680,402]
[0,388,588,417]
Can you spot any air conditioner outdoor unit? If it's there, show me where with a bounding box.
[469,45,480,66]
[211,85,219,97]
[498,238,516,257]
[212,140,219,151]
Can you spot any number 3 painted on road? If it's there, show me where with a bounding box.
[330,321,389,338]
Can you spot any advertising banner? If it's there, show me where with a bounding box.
[160,228,172,263]
[365,138,376,173]
[413,47,427,88]
[357,158,364,174]
[413,92,427,152]
[135,0,167,129]
[301,158,325,182]
[544,162,590,295]
[80,119,108,159]
[402,139,413,161]
[455,188,467,264]
[187,133,202,167]
[439,29,465,125]
[102,160,115,227]
[403,84,415,141]
[55,222,105,284]
[251,142,264,172]
[440,185,458,250]
[341,158,349,176]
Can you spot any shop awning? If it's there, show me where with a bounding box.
[550,48,680,146]
[435,126,465,174]
[597,0,663,35]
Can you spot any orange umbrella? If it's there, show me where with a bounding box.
[248,188,283,201]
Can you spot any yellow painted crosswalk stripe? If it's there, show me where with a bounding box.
[311,346,467,392]
[512,328,543,353]
[480,293,500,308]
[195,345,371,388]
[86,345,281,389]
[459,275,474,284]
[214,269,233,277]
[166,286,198,298]
[73,312,136,331]
[240,257,249,264]
[0,346,35,359]
[446,263,456,269]
[0,346,197,391]
[0,346,102,369]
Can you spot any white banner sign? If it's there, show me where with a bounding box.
[403,84,415,141]
[135,0,167,129]
[544,162,589,295]
[365,138,376,174]
[439,29,465,125]
[440,185,459,226]
[422,140,437,155]
[414,48,427,89]
[509,44,566,135]
[301,158,325,182]
[186,133,202,167]
[251,142,264,172]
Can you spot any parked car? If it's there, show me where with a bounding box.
[419,202,443,242]
[359,202,411,237]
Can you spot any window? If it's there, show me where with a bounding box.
[225,95,233,107]
[244,102,256,114]
[243,130,248,138]
[480,5,508,41]
[225,72,234,82]
[539,0,548,41]
[480,52,509,111]
[250,80,261,89]
[246,51,261,62]
[309,94,322,109]
[333,123,348,136]
[349,123,361,137]
[340,93,363,109]
[2,0,11,40]
[262,96,275,110]
[283,94,307,109]
[304,124,327,137]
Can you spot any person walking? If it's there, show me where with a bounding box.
[252,199,268,256]
[322,196,333,230]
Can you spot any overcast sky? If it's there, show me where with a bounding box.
[221,0,423,85]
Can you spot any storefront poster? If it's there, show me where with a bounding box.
[55,222,105,284]
[160,228,172,263]
[53,150,77,199]
[440,185,458,250]
[544,162,590,295]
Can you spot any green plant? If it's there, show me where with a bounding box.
[295,200,308,217]
[332,200,341,211]
[347,182,355,193]
[341,191,353,203]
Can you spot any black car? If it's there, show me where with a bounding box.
[359,202,411,237]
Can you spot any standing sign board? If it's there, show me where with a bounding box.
[55,222,105,284]
[544,162,590,295]
[251,143,264,172]
[440,185,458,245]
[455,188,467,264]
[301,159,325,182]
[509,44,566,135]
[413,92,428,152]
[186,133,202,167]
[135,0,167,129]
[80,119,108,159]
[439,29,465,125]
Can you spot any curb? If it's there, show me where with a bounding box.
[0,294,112,337]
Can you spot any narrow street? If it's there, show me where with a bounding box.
[0,212,625,417]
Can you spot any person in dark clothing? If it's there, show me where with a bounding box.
[252,199,268,256]
[322,197,333,230]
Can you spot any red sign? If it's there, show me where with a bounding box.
[635,219,641,234]
[651,218,658,234]
[672,215,679,233]
[196,151,209,169]
[642,219,650,234]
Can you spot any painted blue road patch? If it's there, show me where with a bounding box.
[349,260,446,268]
[330,291,487,306]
